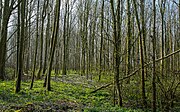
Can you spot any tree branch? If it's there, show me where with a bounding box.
[90,49,180,93]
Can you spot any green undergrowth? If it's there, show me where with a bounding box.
[0,79,143,112]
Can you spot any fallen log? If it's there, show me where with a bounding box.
[90,49,180,93]
[90,83,113,93]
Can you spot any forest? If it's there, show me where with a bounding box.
[0,0,180,111]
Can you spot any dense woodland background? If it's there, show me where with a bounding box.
[0,0,180,111]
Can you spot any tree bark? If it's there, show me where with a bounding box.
[46,0,61,91]
[110,0,122,106]
[37,0,48,79]
[152,0,156,111]
[62,0,68,76]
[15,0,26,93]
[43,8,50,88]
[133,0,147,107]
[126,0,131,83]
[160,0,166,78]
[0,0,12,80]
[99,0,104,81]
[30,0,40,89]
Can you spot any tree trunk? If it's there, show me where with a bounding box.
[133,0,147,107]
[99,0,104,81]
[37,0,47,79]
[152,0,156,111]
[43,1,50,76]
[46,0,61,91]
[160,0,166,78]
[30,0,40,89]
[62,0,68,76]
[0,0,11,80]
[140,0,147,107]
[126,0,131,83]
[110,0,123,106]
[15,0,26,93]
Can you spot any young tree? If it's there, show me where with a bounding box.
[62,0,68,76]
[110,0,123,106]
[126,0,131,83]
[37,0,48,79]
[46,0,61,91]
[152,0,156,111]
[43,2,50,87]
[30,0,40,89]
[133,0,147,107]
[15,0,26,93]
[99,0,104,81]
[159,0,166,78]
[140,0,147,107]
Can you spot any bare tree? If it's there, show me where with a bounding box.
[15,0,26,93]
[30,0,40,89]
[110,0,123,106]
[0,0,15,80]
[99,0,104,81]
[152,0,157,111]
[46,0,61,91]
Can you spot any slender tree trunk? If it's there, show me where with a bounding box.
[126,0,131,83]
[16,0,20,80]
[133,0,147,107]
[152,0,156,111]
[160,0,166,78]
[30,0,40,89]
[62,0,68,76]
[99,0,104,81]
[46,0,61,91]
[66,1,70,72]
[37,0,47,79]
[110,0,122,106]
[141,0,147,79]
[90,0,98,79]
[140,0,147,107]
[15,0,26,93]
[25,7,30,74]
[43,1,50,76]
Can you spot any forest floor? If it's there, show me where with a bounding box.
[0,73,143,112]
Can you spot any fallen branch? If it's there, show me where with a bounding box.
[90,49,180,93]
[90,83,113,93]
[122,48,180,81]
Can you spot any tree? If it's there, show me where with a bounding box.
[126,0,131,83]
[110,0,123,106]
[62,0,68,76]
[99,0,104,81]
[159,0,166,78]
[0,0,15,80]
[37,0,48,79]
[15,0,26,93]
[46,0,61,91]
[43,2,50,87]
[30,0,40,89]
[133,0,147,107]
[152,0,156,111]
[0,0,2,35]
[140,0,147,107]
